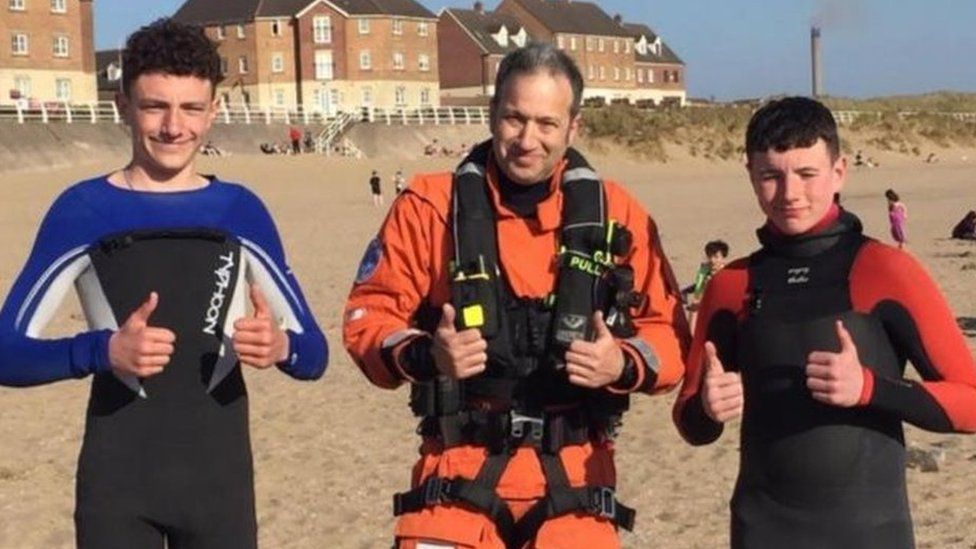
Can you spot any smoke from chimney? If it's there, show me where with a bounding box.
[810,26,822,98]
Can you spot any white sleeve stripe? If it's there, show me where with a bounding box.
[239,237,304,316]
[15,245,89,332]
[243,250,303,333]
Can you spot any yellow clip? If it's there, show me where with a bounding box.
[462,305,485,328]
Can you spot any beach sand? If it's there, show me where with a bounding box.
[0,145,973,548]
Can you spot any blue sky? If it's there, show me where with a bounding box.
[94,0,976,101]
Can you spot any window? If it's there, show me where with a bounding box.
[362,86,372,105]
[672,71,680,84]
[393,51,404,70]
[624,41,630,53]
[11,33,28,55]
[625,67,631,81]
[647,69,654,83]
[585,37,593,52]
[271,19,281,36]
[215,26,225,40]
[570,37,576,51]
[329,89,339,110]
[613,67,619,81]
[358,18,370,35]
[274,88,285,106]
[9,0,25,10]
[418,53,429,72]
[587,65,594,80]
[512,30,526,47]
[420,88,430,105]
[13,75,31,98]
[55,78,71,101]
[53,35,68,57]
[636,68,643,83]
[418,22,428,36]
[315,50,333,80]
[313,16,331,44]
[392,19,402,35]
[237,25,245,39]
[557,36,564,49]
[220,57,228,74]
[359,50,371,70]
[613,40,619,54]
[271,53,284,73]
[238,55,248,73]
[598,66,605,80]
[51,0,66,13]
[394,86,406,106]
[598,38,604,52]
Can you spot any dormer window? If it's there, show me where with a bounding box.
[493,25,509,47]
[512,27,526,47]
[651,37,662,56]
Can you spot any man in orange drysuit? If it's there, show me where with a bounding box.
[343,43,689,549]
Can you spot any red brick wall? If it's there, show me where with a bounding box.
[437,11,488,90]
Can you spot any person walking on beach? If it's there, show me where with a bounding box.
[369,170,384,206]
[393,169,406,194]
[673,96,976,549]
[344,42,689,548]
[886,188,908,249]
[0,19,328,549]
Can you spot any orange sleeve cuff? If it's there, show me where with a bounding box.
[858,367,875,406]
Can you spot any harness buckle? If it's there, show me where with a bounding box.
[423,477,452,506]
[510,411,545,442]
[590,487,617,520]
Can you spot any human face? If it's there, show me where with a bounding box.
[119,73,217,180]
[747,139,846,235]
[707,252,726,270]
[490,71,580,186]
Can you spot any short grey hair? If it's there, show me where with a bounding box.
[491,42,585,117]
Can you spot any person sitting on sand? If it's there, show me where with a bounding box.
[951,210,976,240]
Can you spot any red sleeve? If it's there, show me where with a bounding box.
[672,258,749,444]
[851,241,976,433]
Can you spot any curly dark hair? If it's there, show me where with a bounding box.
[746,96,840,161]
[122,18,222,97]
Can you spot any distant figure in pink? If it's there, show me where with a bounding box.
[885,188,908,249]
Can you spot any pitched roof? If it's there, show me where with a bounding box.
[94,49,122,92]
[623,22,683,65]
[508,0,631,37]
[172,0,435,26]
[444,8,529,55]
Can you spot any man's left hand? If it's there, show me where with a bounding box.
[233,284,289,369]
[564,312,625,388]
[805,320,864,407]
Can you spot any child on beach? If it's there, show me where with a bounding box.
[886,188,908,249]
[684,239,729,328]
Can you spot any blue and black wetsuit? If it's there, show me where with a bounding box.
[673,210,976,549]
[0,176,328,549]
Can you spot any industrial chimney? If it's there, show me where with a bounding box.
[810,26,822,98]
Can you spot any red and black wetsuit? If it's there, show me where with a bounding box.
[673,209,976,549]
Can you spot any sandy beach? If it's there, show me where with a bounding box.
[0,143,973,548]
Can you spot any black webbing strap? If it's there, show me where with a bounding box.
[511,453,635,548]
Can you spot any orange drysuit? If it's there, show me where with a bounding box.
[344,156,689,548]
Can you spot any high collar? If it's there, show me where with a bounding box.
[757,207,863,258]
[486,152,566,232]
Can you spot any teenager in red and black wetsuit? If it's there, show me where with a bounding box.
[672,97,976,549]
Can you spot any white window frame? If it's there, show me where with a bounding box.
[51,0,66,13]
[587,65,594,80]
[624,41,630,53]
[570,36,577,51]
[358,18,370,35]
[636,68,644,83]
[9,0,25,10]
[557,36,564,49]
[393,51,404,70]
[359,50,371,70]
[12,33,28,56]
[598,38,605,52]
[274,88,285,107]
[647,69,654,83]
[271,19,282,37]
[420,87,430,105]
[613,40,619,54]
[362,86,372,105]
[237,25,245,39]
[215,26,225,40]
[598,66,605,81]
[625,67,631,81]
[585,37,593,52]
[418,53,430,72]
[13,75,31,98]
[53,34,68,57]
[418,22,428,36]
[54,78,71,101]
[271,53,284,73]
[394,86,406,107]
[238,55,248,74]
[314,50,333,80]
[313,16,332,44]
[392,19,403,35]
[613,67,620,81]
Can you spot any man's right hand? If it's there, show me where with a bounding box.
[431,303,487,380]
[701,341,743,423]
[108,292,176,378]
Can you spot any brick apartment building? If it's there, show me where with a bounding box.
[1,0,96,106]
[172,0,440,113]
[440,0,685,106]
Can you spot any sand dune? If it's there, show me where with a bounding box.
[0,146,973,548]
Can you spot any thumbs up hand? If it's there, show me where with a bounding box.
[431,303,487,380]
[565,311,626,389]
[701,341,744,423]
[805,320,865,407]
[108,291,177,378]
[233,284,289,369]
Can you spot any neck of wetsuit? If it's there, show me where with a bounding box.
[495,167,552,219]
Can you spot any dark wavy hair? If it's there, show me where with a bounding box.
[746,96,840,161]
[122,18,222,97]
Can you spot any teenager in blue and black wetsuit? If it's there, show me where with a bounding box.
[0,19,328,549]
[673,97,976,548]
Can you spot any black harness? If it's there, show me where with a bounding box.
[394,142,643,547]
